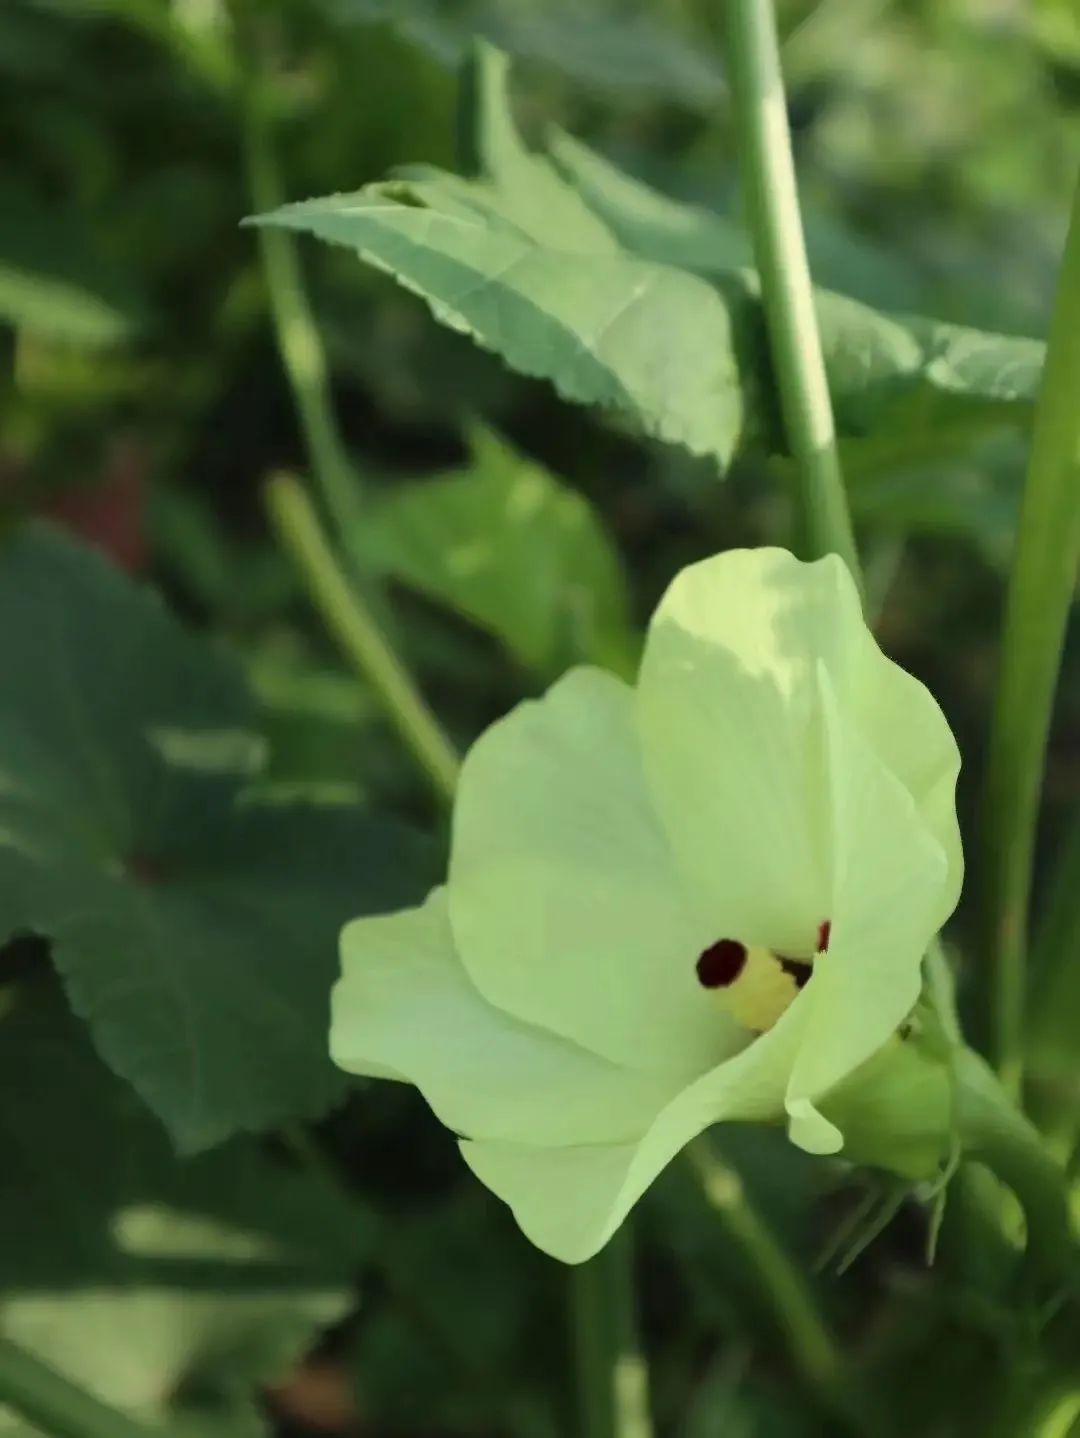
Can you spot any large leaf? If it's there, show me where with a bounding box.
[251,190,748,465]
[252,45,1043,476]
[0,526,435,1150]
[363,426,633,673]
[0,987,359,1436]
[547,130,1044,440]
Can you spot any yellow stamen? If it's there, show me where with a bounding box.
[713,945,800,1032]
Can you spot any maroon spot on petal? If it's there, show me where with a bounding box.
[817,919,831,953]
[697,939,747,989]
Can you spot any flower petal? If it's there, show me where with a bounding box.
[779,551,962,923]
[783,665,950,1151]
[461,1002,807,1263]
[636,549,832,951]
[332,888,676,1146]
[448,667,742,1076]
[636,548,962,947]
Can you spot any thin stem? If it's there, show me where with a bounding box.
[685,1138,861,1428]
[265,472,460,803]
[724,0,861,588]
[0,1337,163,1438]
[981,176,1080,1096]
[569,1229,654,1438]
[238,27,365,545]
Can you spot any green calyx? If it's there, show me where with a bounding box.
[820,997,1073,1287]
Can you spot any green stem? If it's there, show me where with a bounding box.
[0,1338,164,1438]
[981,176,1080,1096]
[238,28,365,546]
[569,1229,653,1438]
[265,472,460,803]
[952,1047,1074,1290]
[685,1138,860,1427]
[725,0,861,587]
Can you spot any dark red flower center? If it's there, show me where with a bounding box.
[695,921,830,992]
[695,938,747,989]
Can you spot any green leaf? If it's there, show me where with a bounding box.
[252,47,1043,478]
[546,127,754,275]
[0,525,435,1150]
[812,290,1043,439]
[552,129,1045,446]
[0,986,359,1437]
[547,132,1044,444]
[547,131,925,312]
[452,41,618,253]
[363,426,633,673]
[251,189,748,466]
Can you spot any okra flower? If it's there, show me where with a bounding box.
[332,549,962,1262]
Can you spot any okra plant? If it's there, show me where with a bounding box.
[2,2,1078,1437]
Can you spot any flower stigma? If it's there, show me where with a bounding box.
[696,920,831,1033]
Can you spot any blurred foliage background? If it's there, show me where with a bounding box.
[2,0,1080,1435]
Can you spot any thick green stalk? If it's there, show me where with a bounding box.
[0,1338,164,1438]
[265,473,460,803]
[952,1047,1074,1289]
[708,7,875,1417]
[569,1229,653,1438]
[982,177,1080,1095]
[724,0,861,586]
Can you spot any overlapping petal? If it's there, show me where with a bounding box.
[637,548,960,949]
[769,550,963,920]
[784,665,949,1153]
[448,667,744,1077]
[461,999,808,1263]
[332,888,678,1146]
[635,549,833,954]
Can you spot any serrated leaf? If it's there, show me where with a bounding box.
[252,189,747,466]
[363,426,633,673]
[0,526,435,1150]
[546,131,1044,443]
[812,289,1042,437]
[0,988,359,1437]
[252,48,1043,477]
